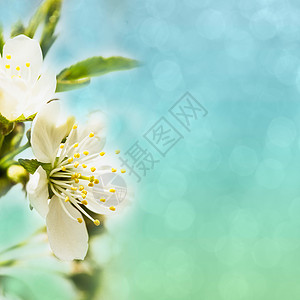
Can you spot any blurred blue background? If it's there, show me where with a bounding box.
[2,0,300,299]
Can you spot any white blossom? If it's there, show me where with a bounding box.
[0,35,56,121]
[27,101,128,260]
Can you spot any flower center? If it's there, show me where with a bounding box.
[47,124,125,225]
[4,54,31,81]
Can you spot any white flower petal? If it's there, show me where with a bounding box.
[86,170,130,216]
[3,35,43,83]
[82,111,106,153]
[23,70,57,118]
[67,111,106,155]
[31,101,74,163]
[0,73,29,120]
[26,166,49,218]
[85,199,115,215]
[46,197,88,261]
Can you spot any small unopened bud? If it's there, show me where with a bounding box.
[7,165,28,183]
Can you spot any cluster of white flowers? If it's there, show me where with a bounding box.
[1,35,129,261]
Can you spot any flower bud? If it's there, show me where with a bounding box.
[7,165,28,184]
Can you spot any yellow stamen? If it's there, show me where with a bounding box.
[74,153,80,158]
[89,132,95,138]
[91,167,96,172]
[73,143,79,148]
[99,152,105,156]
[81,200,88,205]
[89,176,95,182]
[16,66,20,71]
[74,178,79,183]
[109,188,115,193]
[82,164,87,168]
[68,157,73,163]
[111,168,117,172]
[94,219,100,226]
[81,193,86,199]
[6,55,11,59]
[82,190,87,195]
[74,162,79,168]
[77,218,83,223]
[115,150,120,154]
[94,179,99,184]
[121,169,126,173]
[79,185,84,191]
[100,198,106,202]
[26,62,30,67]
[83,151,89,156]
[61,166,66,171]
[73,124,78,130]
[88,182,94,187]
[71,187,77,191]
[109,206,116,211]
[5,65,10,69]
[65,196,70,202]
[60,144,64,149]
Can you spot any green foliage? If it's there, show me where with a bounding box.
[58,56,139,80]
[0,25,4,55]
[69,262,103,300]
[1,123,25,158]
[18,159,52,175]
[24,0,62,56]
[18,159,40,175]
[14,113,36,123]
[40,0,61,56]
[56,77,91,93]
[0,175,14,197]
[0,113,35,137]
[0,124,28,196]
[56,56,139,92]
[0,114,15,136]
[11,21,25,37]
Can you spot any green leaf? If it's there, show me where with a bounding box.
[25,0,62,37]
[56,77,91,93]
[40,0,62,56]
[57,56,139,81]
[18,159,40,174]
[14,113,36,123]
[0,113,35,137]
[18,159,52,175]
[11,20,25,37]
[0,114,15,136]
[24,0,62,56]
[0,25,4,56]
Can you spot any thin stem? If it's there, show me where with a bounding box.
[0,134,4,152]
[0,227,45,257]
[0,141,30,167]
[0,242,27,256]
[0,259,16,267]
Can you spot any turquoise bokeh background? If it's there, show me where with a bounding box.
[2,0,300,299]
